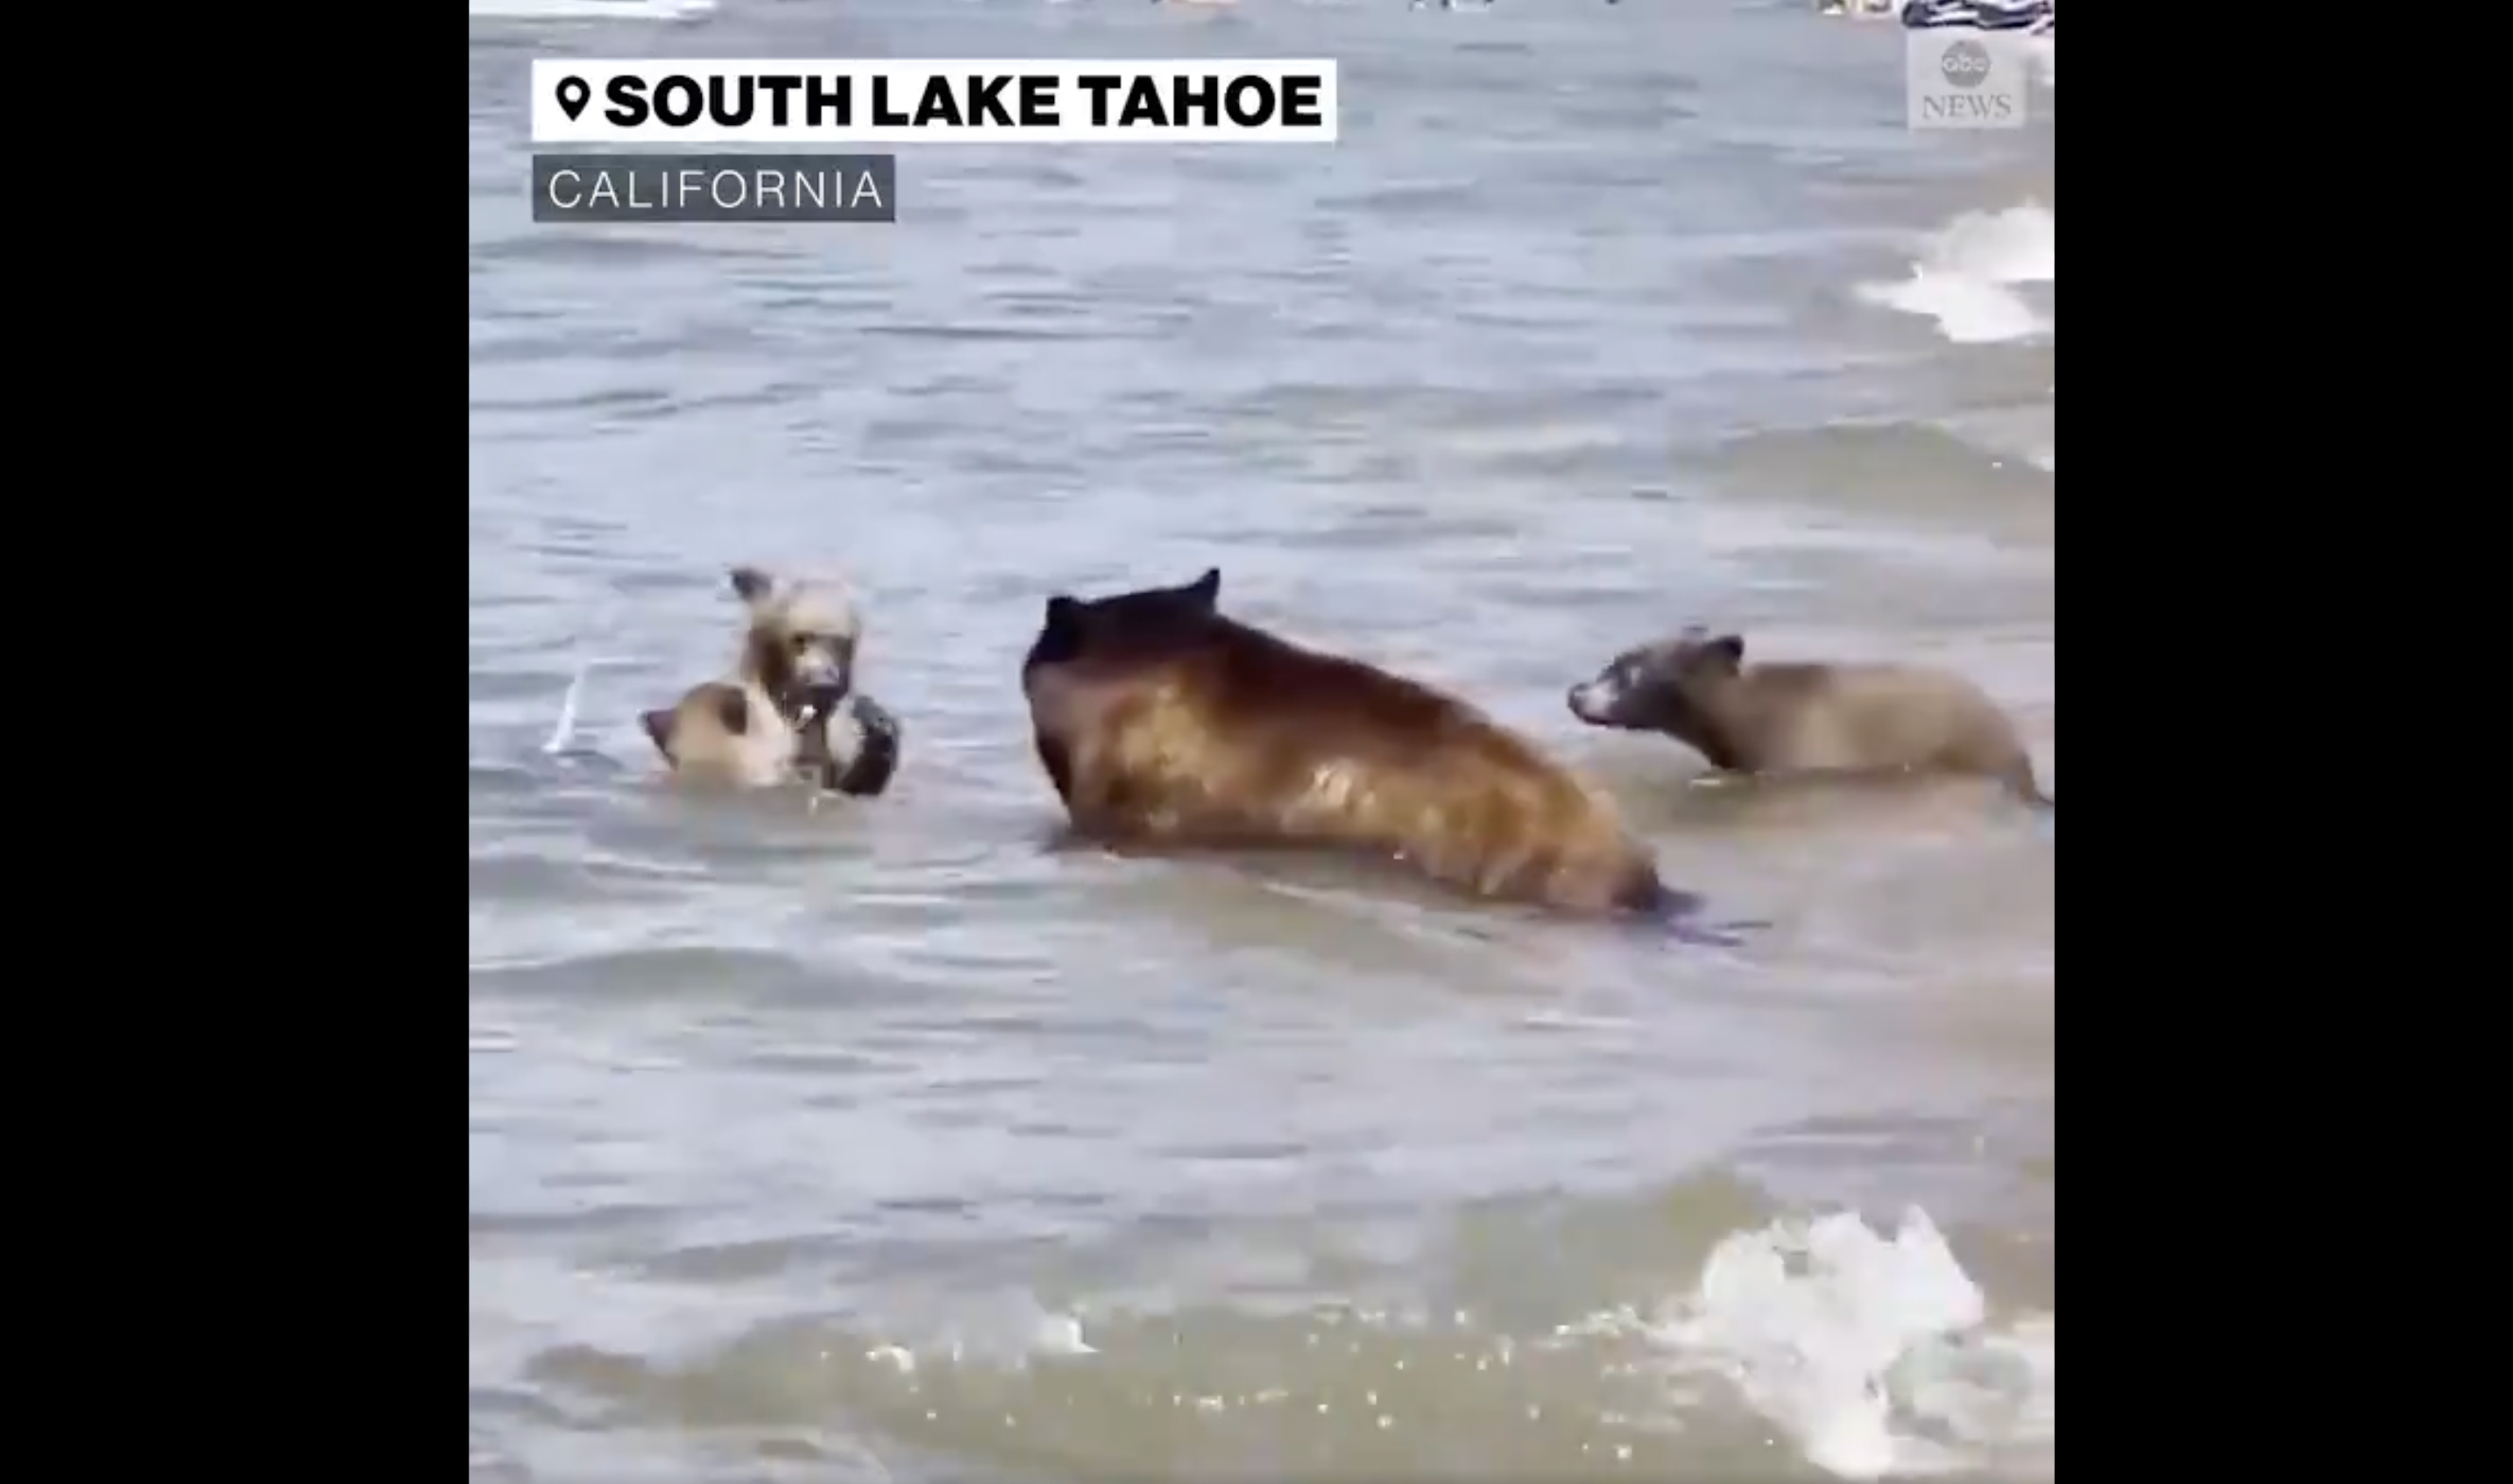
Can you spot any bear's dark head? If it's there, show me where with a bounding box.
[1567,626,1746,738]
[1024,566,1223,675]
[1021,568,1223,809]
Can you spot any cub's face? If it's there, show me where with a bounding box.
[731,565,861,717]
[1567,628,1745,735]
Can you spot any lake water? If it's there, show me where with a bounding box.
[468,3,2056,1480]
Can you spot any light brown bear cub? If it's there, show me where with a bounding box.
[1568,627,2049,805]
[1021,566,1714,923]
[641,566,900,797]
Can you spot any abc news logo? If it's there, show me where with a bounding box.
[1940,40,1997,88]
[1908,35,2029,131]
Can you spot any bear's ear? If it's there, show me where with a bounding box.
[1033,595,1084,664]
[1701,633,1745,671]
[729,566,777,604]
[1187,567,1221,607]
[712,689,752,736]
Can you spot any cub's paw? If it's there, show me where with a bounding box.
[828,693,903,799]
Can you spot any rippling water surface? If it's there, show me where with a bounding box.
[469,3,2055,1479]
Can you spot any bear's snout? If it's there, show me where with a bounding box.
[1567,681,1614,724]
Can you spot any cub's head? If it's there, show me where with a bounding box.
[730,565,861,719]
[639,683,754,773]
[1025,566,1222,675]
[1567,627,1745,737]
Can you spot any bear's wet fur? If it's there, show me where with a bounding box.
[1021,567,1697,920]
[1567,626,2050,807]
[639,565,900,797]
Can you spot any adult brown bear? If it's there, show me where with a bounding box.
[1021,567,1734,936]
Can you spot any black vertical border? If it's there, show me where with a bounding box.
[2063,8,2354,1474]
[50,3,451,1450]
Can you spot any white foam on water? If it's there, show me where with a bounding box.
[870,1302,1101,1373]
[1858,202,2055,346]
[542,659,594,755]
[1646,1209,2053,1479]
[467,0,716,20]
[1030,1311,1100,1356]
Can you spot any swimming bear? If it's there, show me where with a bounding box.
[641,564,901,797]
[1021,567,1702,919]
[1568,626,2049,805]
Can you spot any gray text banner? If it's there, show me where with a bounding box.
[532,153,897,223]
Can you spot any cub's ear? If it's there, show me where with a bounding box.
[711,689,753,736]
[1044,594,1080,628]
[1702,633,1745,671]
[729,566,777,604]
[640,709,677,760]
[1187,567,1221,607]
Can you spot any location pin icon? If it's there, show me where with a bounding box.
[555,75,591,123]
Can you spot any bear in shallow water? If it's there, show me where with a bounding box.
[1019,567,1696,919]
[1567,626,2049,805]
[640,565,901,798]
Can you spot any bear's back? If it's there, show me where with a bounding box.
[1048,616,1660,910]
[1745,661,2031,781]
